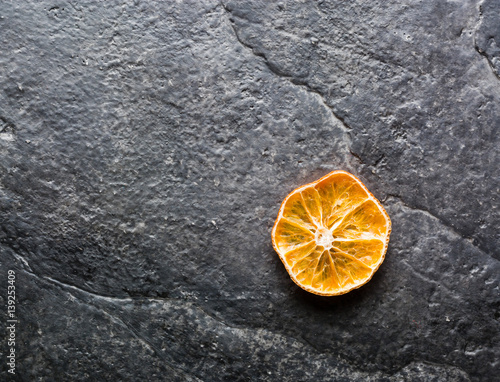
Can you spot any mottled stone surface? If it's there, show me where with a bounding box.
[476,0,500,79]
[0,1,498,381]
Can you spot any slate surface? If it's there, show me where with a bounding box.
[0,1,498,381]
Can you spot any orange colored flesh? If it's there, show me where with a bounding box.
[271,170,391,296]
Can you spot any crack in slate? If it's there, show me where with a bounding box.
[349,149,364,164]
[20,267,203,382]
[4,251,201,382]
[33,270,359,378]
[95,307,203,382]
[192,302,360,374]
[386,195,496,262]
[373,153,385,167]
[43,266,354,375]
[399,259,463,301]
[473,0,500,80]
[219,1,353,142]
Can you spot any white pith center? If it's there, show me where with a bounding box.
[315,226,334,249]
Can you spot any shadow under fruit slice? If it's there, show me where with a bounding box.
[271,170,391,296]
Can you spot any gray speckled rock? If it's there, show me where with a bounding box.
[0,1,498,381]
[476,0,500,79]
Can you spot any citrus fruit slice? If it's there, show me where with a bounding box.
[271,170,391,296]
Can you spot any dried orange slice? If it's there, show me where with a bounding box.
[271,170,391,296]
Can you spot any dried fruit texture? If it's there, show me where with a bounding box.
[272,171,391,296]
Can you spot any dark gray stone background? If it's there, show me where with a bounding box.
[0,0,498,381]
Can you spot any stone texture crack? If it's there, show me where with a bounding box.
[220,1,354,142]
[386,195,495,262]
[23,269,203,382]
[474,0,500,80]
